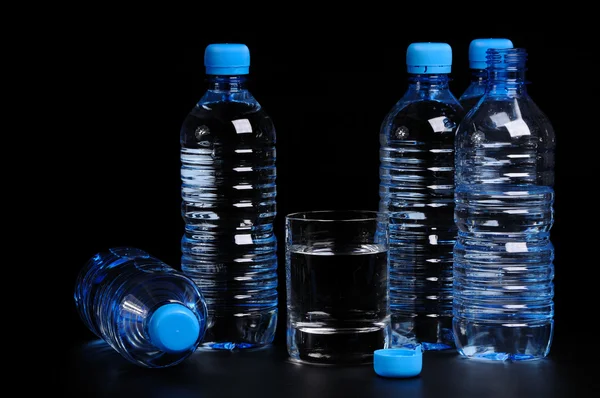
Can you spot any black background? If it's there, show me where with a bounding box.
[44,24,599,396]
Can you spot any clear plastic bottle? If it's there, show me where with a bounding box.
[74,247,208,368]
[180,43,278,350]
[458,38,513,113]
[379,42,464,350]
[453,47,555,361]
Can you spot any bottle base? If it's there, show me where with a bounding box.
[198,307,278,351]
[453,318,554,362]
[391,313,455,351]
[197,341,272,352]
[457,351,547,362]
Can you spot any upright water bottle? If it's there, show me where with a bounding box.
[379,42,464,350]
[458,38,513,113]
[453,47,555,361]
[180,43,278,350]
[74,247,208,368]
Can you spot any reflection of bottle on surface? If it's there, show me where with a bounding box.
[180,43,278,350]
[458,38,513,113]
[453,48,556,361]
[74,247,208,368]
[378,42,464,350]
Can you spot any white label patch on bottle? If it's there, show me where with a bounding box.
[490,112,530,137]
[427,116,451,132]
[403,211,425,220]
[490,112,511,127]
[505,242,528,253]
[231,119,253,134]
[504,119,530,137]
[234,234,254,245]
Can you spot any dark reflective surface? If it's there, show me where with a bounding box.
[57,339,596,397]
[49,31,599,398]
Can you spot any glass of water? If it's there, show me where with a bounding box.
[285,210,390,365]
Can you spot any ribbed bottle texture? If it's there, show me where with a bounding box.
[379,43,464,350]
[453,48,555,361]
[74,247,208,368]
[180,44,278,350]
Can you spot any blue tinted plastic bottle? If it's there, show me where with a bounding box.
[379,42,464,350]
[458,38,513,113]
[74,247,208,368]
[458,38,513,114]
[180,43,278,350]
[453,48,555,361]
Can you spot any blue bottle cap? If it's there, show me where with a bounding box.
[469,38,514,69]
[373,344,423,378]
[204,43,250,75]
[148,303,201,353]
[406,42,452,74]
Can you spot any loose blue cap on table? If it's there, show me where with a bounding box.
[204,43,250,75]
[374,344,423,378]
[469,38,514,69]
[148,303,201,353]
[406,42,452,74]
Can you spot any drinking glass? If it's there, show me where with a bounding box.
[286,210,390,365]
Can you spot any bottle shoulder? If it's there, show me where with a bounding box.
[380,95,464,140]
[393,86,462,105]
[456,96,555,146]
[385,97,464,117]
[458,83,486,101]
[188,100,270,119]
[197,88,260,106]
[180,99,276,146]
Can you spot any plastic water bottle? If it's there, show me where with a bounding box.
[453,47,555,361]
[458,38,513,113]
[379,42,464,350]
[73,247,208,368]
[180,43,278,350]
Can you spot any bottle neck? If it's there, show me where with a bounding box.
[206,75,249,92]
[485,48,528,97]
[487,70,528,95]
[407,74,451,92]
[201,75,252,104]
[469,69,487,85]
